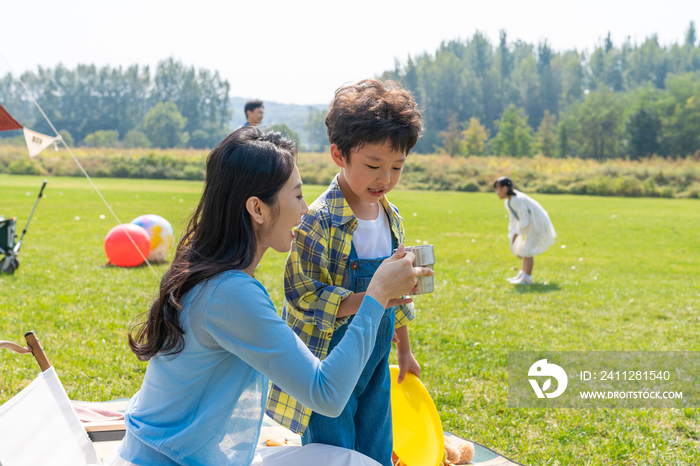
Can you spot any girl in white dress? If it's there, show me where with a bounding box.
[493,176,556,285]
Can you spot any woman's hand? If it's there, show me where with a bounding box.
[366,244,434,309]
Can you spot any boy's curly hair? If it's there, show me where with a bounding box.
[325,79,422,160]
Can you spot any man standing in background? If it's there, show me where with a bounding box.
[238,100,264,129]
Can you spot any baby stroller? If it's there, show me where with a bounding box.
[1,179,47,274]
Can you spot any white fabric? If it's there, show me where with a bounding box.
[102,443,380,466]
[102,446,135,466]
[23,127,58,157]
[510,234,525,256]
[0,367,102,466]
[252,444,381,466]
[352,207,392,259]
[506,190,556,257]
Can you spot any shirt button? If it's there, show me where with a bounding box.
[341,255,348,261]
[350,263,359,270]
[327,332,333,339]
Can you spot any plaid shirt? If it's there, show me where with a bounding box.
[265,175,415,434]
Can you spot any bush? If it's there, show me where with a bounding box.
[684,184,700,199]
[0,145,698,200]
[122,130,151,149]
[622,177,644,196]
[0,134,27,146]
[270,124,302,150]
[8,158,45,175]
[143,102,188,148]
[188,130,210,150]
[183,165,205,180]
[58,130,74,147]
[456,181,480,192]
[536,183,562,194]
[641,178,659,197]
[660,186,674,198]
[83,130,120,148]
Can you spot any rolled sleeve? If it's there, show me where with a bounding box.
[285,214,352,333]
[394,302,416,328]
[301,284,352,332]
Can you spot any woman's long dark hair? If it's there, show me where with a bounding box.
[493,176,516,196]
[129,128,297,361]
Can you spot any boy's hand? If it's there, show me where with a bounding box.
[397,349,421,384]
[338,288,413,320]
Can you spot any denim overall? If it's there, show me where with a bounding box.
[301,241,396,466]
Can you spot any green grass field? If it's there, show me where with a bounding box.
[1,173,699,465]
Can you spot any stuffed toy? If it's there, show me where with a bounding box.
[392,435,475,465]
[264,438,290,446]
[443,435,475,464]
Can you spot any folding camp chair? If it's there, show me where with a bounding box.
[1,179,47,275]
[0,217,19,274]
[0,331,126,465]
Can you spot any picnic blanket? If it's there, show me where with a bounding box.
[80,399,524,465]
[444,432,523,466]
[73,398,129,460]
[259,423,523,465]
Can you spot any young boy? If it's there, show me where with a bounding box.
[266,79,423,466]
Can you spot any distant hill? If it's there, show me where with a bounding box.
[230,97,326,146]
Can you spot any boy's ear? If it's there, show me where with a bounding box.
[330,144,347,168]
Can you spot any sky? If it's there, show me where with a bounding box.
[1,0,698,105]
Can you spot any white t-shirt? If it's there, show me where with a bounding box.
[352,207,392,259]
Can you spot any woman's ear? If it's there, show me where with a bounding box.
[246,196,265,225]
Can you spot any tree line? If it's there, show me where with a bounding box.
[0,58,231,149]
[382,22,700,158]
[2,23,699,157]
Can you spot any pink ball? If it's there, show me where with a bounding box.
[104,223,151,267]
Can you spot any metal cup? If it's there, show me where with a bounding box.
[404,244,435,295]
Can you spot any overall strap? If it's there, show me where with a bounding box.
[507,199,519,221]
[381,205,399,251]
[348,240,359,261]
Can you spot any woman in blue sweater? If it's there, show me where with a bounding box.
[107,128,431,466]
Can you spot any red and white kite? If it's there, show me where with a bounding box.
[0,104,60,157]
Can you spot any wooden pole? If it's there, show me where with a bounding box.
[24,331,51,372]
